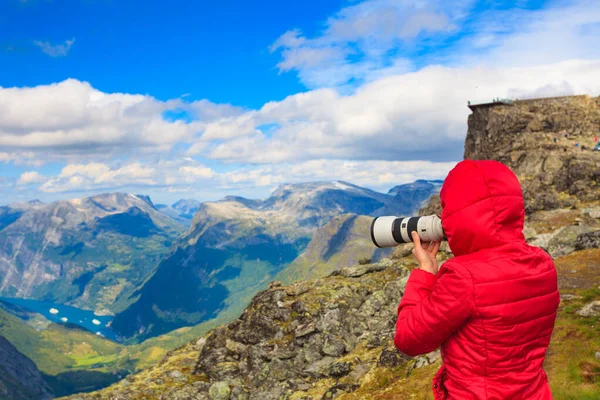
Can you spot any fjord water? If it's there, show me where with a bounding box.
[0,297,118,341]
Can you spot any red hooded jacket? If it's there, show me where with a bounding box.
[394,160,560,399]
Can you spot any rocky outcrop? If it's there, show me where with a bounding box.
[63,256,452,400]
[0,335,53,400]
[465,95,600,212]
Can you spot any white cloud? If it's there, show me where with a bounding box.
[0,79,239,163]
[270,0,469,88]
[220,159,456,191]
[38,159,216,193]
[190,60,600,165]
[451,0,600,67]
[59,163,111,179]
[34,38,76,57]
[28,157,454,202]
[17,171,45,185]
[0,152,44,166]
[178,165,214,179]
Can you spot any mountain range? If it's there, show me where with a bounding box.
[0,178,443,397]
[0,193,185,315]
[110,180,442,341]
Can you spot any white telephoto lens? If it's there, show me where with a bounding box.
[371,216,399,248]
[416,215,444,242]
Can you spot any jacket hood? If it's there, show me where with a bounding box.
[440,160,525,256]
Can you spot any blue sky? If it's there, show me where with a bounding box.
[1,0,341,106]
[1,0,600,205]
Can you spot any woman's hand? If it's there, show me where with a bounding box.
[411,231,441,275]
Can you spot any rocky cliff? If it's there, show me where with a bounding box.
[62,255,452,400]
[465,95,600,212]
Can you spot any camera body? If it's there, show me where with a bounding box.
[370,214,445,248]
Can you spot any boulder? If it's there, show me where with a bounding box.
[322,335,346,357]
[329,362,351,378]
[575,230,600,251]
[578,301,600,317]
[547,224,593,258]
[209,381,231,400]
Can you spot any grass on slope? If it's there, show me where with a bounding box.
[545,249,600,399]
[114,257,279,371]
[0,307,126,395]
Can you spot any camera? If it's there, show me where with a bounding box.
[370,215,445,248]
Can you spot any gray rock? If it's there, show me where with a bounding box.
[225,339,248,354]
[378,347,411,367]
[322,335,346,357]
[305,356,337,376]
[393,243,413,258]
[527,233,554,250]
[358,290,387,317]
[413,350,441,369]
[285,281,313,297]
[595,352,600,360]
[584,208,600,219]
[269,358,292,382]
[522,226,538,240]
[196,337,207,351]
[575,230,600,251]
[295,322,317,338]
[578,301,600,317]
[547,224,593,258]
[167,370,187,382]
[209,381,231,400]
[291,300,309,314]
[341,262,387,278]
[560,294,583,301]
[316,309,341,333]
[231,386,250,400]
[249,386,282,400]
[329,362,351,378]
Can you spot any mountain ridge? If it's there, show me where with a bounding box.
[0,192,185,314]
[111,180,441,342]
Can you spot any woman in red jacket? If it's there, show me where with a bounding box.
[394,160,560,399]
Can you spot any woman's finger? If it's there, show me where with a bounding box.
[430,241,441,256]
[411,231,422,250]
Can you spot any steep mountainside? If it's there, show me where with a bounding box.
[111,181,434,342]
[67,95,600,400]
[275,214,392,285]
[0,335,53,400]
[465,95,600,212]
[0,193,185,314]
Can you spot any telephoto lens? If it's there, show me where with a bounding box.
[370,214,445,248]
